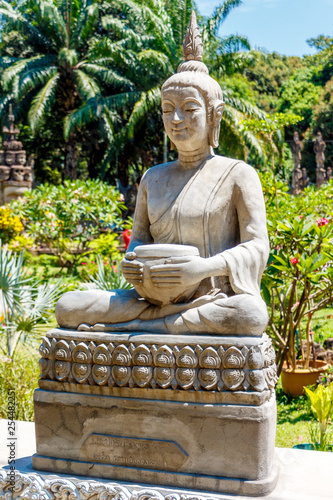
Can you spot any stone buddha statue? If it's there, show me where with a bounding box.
[56,13,269,336]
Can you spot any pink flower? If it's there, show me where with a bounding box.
[316,217,329,227]
[290,257,299,266]
[82,262,87,266]
[299,215,303,219]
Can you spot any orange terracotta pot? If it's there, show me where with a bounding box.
[281,360,329,397]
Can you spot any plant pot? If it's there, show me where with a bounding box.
[281,360,329,397]
[293,444,333,452]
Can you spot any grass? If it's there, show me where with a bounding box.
[0,348,39,421]
[275,381,314,448]
[311,307,333,344]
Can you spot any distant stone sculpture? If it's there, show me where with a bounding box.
[0,105,32,204]
[314,131,326,168]
[34,12,278,497]
[314,131,330,188]
[301,167,309,190]
[290,131,306,194]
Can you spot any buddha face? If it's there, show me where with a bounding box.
[5,152,15,166]
[162,86,208,151]
[17,152,26,166]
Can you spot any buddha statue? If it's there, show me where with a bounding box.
[56,13,269,337]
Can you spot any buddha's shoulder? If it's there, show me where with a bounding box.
[214,156,261,183]
[141,161,177,184]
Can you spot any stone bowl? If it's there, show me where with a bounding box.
[132,243,200,307]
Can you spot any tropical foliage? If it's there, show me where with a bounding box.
[9,179,125,271]
[304,382,333,451]
[261,175,333,376]
[0,0,269,184]
[0,244,64,357]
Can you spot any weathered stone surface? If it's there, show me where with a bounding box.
[33,12,278,498]
[33,388,277,494]
[55,13,269,338]
[37,329,278,397]
[0,105,32,204]
[81,434,188,471]
[3,421,333,500]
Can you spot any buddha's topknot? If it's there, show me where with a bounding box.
[161,11,224,147]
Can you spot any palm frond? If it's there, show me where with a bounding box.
[101,15,148,48]
[223,90,266,119]
[126,86,161,138]
[111,0,176,54]
[204,0,243,39]
[28,72,60,132]
[30,0,69,47]
[64,91,141,139]
[80,63,134,90]
[137,49,173,77]
[1,55,57,91]
[100,107,117,143]
[0,2,54,51]
[14,66,58,100]
[218,34,251,54]
[0,57,19,71]
[71,0,98,48]
[0,246,30,315]
[73,69,101,101]
[86,255,131,291]
[0,94,14,117]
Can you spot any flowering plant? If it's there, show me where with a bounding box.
[10,179,126,272]
[261,179,333,376]
[0,207,23,244]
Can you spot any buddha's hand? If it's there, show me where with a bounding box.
[121,252,143,285]
[150,255,210,288]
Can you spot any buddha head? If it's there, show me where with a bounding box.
[5,151,15,166]
[161,12,224,151]
[16,151,26,166]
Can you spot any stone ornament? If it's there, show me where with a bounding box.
[38,334,278,392]
[0,470,218,500]
[0,104,32,204]
[314,131,332,188]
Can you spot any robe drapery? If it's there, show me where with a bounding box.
[56,156,270,335]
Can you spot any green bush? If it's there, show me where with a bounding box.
[10,179,126,273]
[260,175,333,375]
[0,351,39,421]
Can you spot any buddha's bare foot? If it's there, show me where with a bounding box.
[77,323,92,331]
[77,320,142,332]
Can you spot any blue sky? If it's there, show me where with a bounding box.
[196,0,333,56]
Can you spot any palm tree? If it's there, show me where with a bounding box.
[0,0,267,183]
[66,0,266,182]
[0,0,145,179]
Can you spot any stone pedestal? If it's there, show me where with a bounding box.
[33,329,278,496]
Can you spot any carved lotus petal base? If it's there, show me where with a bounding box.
[38,329,278,399]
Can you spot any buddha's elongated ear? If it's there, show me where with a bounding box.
[209,100,224,148]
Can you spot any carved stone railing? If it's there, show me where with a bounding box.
[38,330,277,394]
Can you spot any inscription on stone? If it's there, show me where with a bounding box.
[81,433,188,471]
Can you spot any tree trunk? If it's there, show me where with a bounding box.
[64,132,77,180]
